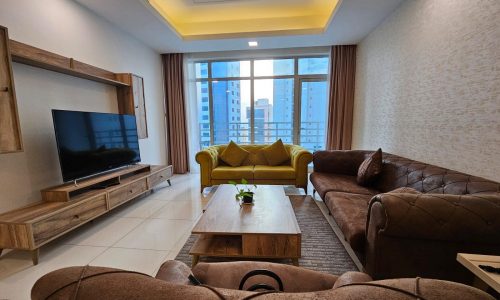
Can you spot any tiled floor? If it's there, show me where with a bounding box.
[0,173,314,299]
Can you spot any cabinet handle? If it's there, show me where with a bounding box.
[160,175,164,178]
[1,87,8,92]
[135,105,139,109]
[73,214,80,219]
[129,190,133,194]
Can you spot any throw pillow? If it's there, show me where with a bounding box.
[388,187,421,194]
[357,148,383,186]
[261,139,290,166]
[219,141,249,167]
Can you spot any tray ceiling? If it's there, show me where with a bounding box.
[147,0,341,40]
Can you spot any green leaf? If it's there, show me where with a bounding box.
[241,178,248,184]
[228,181,237,185]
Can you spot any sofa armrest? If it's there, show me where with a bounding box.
[365,192,500,281]
[367,193,500,242]
[195,146,220,187]
[155,260,192,285]
[31,265,251,300]
[312,150,371,175]
[289,145,312,187]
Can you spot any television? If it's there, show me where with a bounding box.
[52,110,141,182]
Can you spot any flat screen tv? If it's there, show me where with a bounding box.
[52,110,141,182]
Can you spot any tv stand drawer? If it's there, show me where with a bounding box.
[148,167,173,188]
[32,195,107,246]
[108,179,148,209]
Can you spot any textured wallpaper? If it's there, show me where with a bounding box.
[353,0,500,181]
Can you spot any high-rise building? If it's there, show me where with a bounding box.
[198,63,242,148]
[272,77,293,143]
[300,81,327,152]
[272,59,328,150]
[249,98,273,143]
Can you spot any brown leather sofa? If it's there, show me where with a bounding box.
[310,150,500,284]
[32,260,494,299]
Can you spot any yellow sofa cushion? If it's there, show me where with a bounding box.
[219,141,249,167]
[261,139,290,166]
[254,165,296,180]
[211,166,254,180]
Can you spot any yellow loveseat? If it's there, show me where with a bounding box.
[195,144,313,193]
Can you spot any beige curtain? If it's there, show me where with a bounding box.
[162,53,189,174]
[326,45,357,150]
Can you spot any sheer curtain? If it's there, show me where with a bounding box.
[183,57,202,173]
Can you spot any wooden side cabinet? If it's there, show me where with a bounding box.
[0,165,173,265]
[0,26,22,153]
[117,73,148,139]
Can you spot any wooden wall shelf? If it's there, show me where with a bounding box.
[0,24,150,153]
[0,165,173,265]
[9,40,130,87]
[0,26,23,153]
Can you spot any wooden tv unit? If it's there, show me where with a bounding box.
[0,164,172,265]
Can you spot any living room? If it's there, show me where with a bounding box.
[0,0,498,299]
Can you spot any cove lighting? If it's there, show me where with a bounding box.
[248,41,258,47]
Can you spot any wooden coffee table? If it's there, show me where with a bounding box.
[457,253,500,293]
[190,185,301,266]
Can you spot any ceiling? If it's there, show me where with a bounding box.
[147,0,340,40]
[75,0,405,53]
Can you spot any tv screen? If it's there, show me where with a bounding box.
[52,110,141,182]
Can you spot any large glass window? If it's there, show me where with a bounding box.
[194,56,329,151]
[300,80,328,152]
[212,80,250,145]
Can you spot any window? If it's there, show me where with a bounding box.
[194,56,329,151]
[298,57,329,75]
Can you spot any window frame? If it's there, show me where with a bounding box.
[194,56,329,147]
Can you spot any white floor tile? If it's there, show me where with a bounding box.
[114,219,193,251]
[151,199,203,220]
[151,251,177,276]
[60,217,144,247]
[0,244,106,300]
[112,199,167,219]
[90,247,169,276]
[169,232,192,257]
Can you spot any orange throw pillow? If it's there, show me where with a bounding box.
[357,148,383,186]
[261,139,290,166]
[219,141,249,167]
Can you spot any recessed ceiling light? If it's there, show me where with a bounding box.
[248,41,258,47]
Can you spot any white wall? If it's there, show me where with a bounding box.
[0,0,166,213]
[353,0,500,181]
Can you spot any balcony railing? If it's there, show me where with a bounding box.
[199,121,325,153]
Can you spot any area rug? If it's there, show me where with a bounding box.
[174,195,358,275]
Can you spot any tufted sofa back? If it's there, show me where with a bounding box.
[213,144,296,166]
[373,153,500,195]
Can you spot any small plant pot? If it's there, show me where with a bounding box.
[242,192,254,204]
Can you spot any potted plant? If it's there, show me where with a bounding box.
[228,178,257,204]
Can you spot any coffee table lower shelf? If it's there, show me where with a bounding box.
[189,234,301,267]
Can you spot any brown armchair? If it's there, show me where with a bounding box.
[32,261,494,300]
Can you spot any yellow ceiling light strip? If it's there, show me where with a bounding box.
[147,0,341,40]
